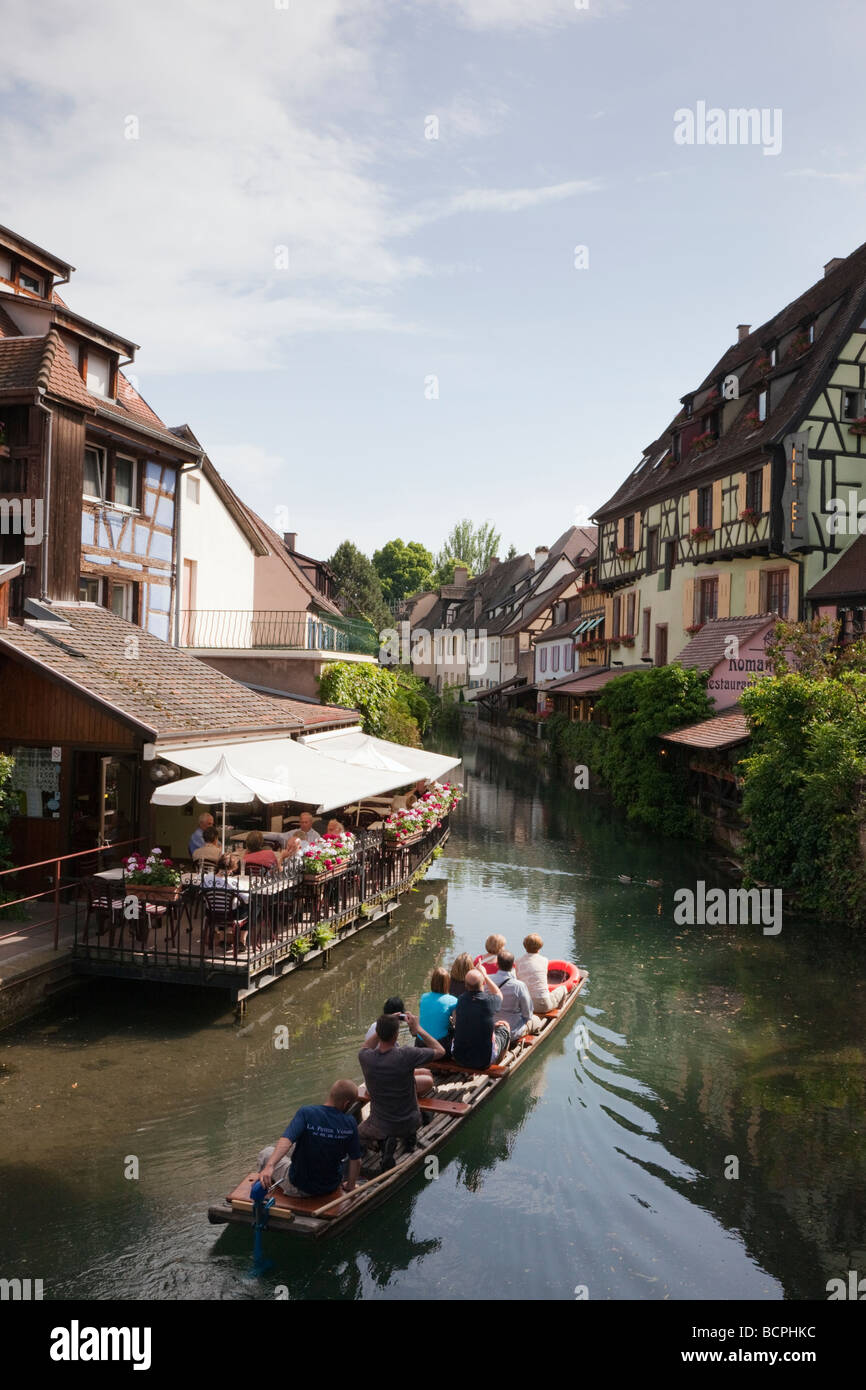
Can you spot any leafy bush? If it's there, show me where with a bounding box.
[312,923,336,948]
[289,934,312,962]
[739,671,866,917]
[593,666,713,835]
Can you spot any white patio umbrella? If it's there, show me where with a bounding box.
[150,754,295,850]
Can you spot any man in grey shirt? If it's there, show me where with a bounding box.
[491,949,539,1042]
[296,810,323,844]
[358,1012,444,1153]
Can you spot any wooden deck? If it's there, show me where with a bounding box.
[70,824,450,1001]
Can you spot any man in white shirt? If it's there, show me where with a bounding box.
[491,950,539,1041]
[297,811,323,844]
[515,933,567,1015]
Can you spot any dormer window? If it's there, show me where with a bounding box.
[808,321,815,344]
[703,410,719,439]
[671,433,681,463]
[684,398,693,420]
[769,345,777,367]
[85,348,114,398]
[18,269,43,295]
[758,389,768,423]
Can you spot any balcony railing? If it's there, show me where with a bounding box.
[179,609,379,655]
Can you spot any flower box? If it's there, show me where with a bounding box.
[754,356,772,375]
[616,548,635,560]
[690,525,714,542]
[124,883,181,903]
[384,831,425,851]
[685,623,704,635]
[739,508,761,526]
[303,866,347,884]
[743,411,761,429]
[689,432,716,456]
[848,418,866,436]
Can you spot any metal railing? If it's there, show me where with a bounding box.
[0,837,148,950]
[179,609,379,655]
[70,818,450,987]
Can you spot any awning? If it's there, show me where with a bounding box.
[157,736,414,814]
[156,732,460,813]
[300,730,461,781]
[574,619,591,634]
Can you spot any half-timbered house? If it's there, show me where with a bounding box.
[594,244,866,667]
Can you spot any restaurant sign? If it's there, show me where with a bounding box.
[706,623,774,709]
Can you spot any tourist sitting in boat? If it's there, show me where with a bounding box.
[490,949,539,1044]
[417,967,458,1055]
[241,831,279,874]
[253,1079,362,1197]
[363,995,408,1048]
[452,969,510,1069]
[192,825,222,867]
[515,933,567,1015]
[358,1012,444,1165]
[474,934,506,975]
[448,953,475,998]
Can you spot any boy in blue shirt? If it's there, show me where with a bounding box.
[255,1079,362,1196]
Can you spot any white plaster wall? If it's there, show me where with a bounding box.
[176,469,256,634]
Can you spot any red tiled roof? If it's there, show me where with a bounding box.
[676,616,774,671]
[660,709,749,751]
[549,664,645,696]
[115,371,170,430]
[0,605,357,739]
[806,535,866,599]
[0,336,46,393]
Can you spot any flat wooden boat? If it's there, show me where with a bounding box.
[208,966,587,1240]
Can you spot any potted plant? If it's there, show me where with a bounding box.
[300,834,353,882]
[616,547,635,560]
[744,409,761,429]
[124,848,181,902]
[848,417,866,437]
[685,622,704,635]
[689,431,716,456]
[739,507,761,526]
[789,331,811,358]
[690,524,714,542]
[619,635,636,648]
[311,923,335,949]
[383,807,426,849]
[754,355,772,375]
[289,934,311,962]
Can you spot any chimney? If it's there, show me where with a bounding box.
[487,555,499,572]
[824,257,845,277]
[534,545,549,572]
[473,592,482,621]
[453,565,469,587]
[283,532,297,552]
[737,324,751,343]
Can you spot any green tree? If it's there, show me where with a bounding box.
[594,665,714,835]
[433,519,501,585]
[505,543,518,560]
[739,671,866,917]
[328,541,391,632]
[318,661,426,746]
[372,538,434,603]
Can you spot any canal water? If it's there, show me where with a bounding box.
[1,735,863,1301]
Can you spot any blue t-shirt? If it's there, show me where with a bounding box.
[419,990,458,1040]
[282,1104,361,1196]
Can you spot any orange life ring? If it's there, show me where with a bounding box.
[547,959,580,992]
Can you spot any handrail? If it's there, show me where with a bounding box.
[0,837,147,950]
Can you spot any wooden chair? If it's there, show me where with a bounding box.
[82,877,125,943]
[202,885,249,955]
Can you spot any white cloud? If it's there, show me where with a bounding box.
[428,0,623,31]
[395,178,599,234]
[785,167,866,185]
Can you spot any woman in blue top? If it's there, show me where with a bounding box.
[417,967,458,1056]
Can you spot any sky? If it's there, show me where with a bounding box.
[3,0,866,561]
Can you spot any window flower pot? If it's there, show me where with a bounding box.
[125,883,181,903]
[685,623,704,635]
[739,508,761,526]
[848,418,866,436]
[616,548,635,560]
[690,526,713,542]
